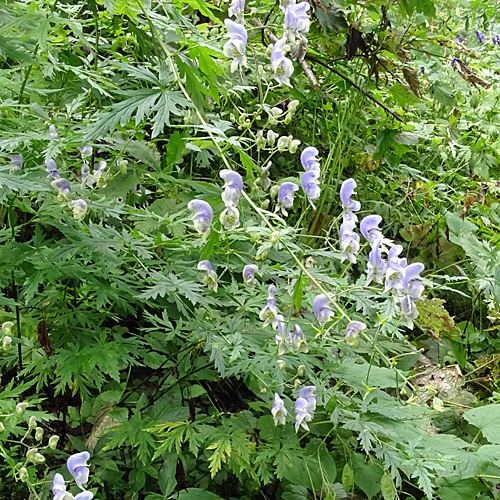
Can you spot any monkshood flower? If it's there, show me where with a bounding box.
[220,205,240,230]
[254,162,271,191]
[270,38,294,87]
[67,451,90,489]
[81,163,90,181]
[301,170,320,207]
[420,66,425,74]
[259,284,279,328]
[345,320,366,346]
[294,385,316,432]
[366,238,385,285]
[360,215,383,243]
[243,264,258,287]
[198,260,218,292]
[283,1,310,42]
[49,124,58,139]
[401,295,418,329]
[70,200,87,222]
[51,178,71,202]
[476,30,485,43]
[52,473,67,500]
[292,324,307,353]
[93,160,108,188]
[45,159,60,179]
[300,146,320,172]
[400,262,425,328]
[340,219,360,263]
[187,199,213,237]
[313,294,334,325]
[228,0,244,21]
[276,182,299,216]
[384,245,406,293]
[271,393,287,425]
[223,20,247,73]
[340,178,361,218]
[220,169,243,207]
[10,154,23,171]
[78,146,92,158]
[451,57,458,67]
[458,36,463,42]
[275,314,291,355]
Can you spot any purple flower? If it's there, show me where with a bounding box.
[52,473,67,500]
[198,260,218,292]
[458,36,463,42]
[476,30,485,43]
[360,214,383,243]
[403,262,424,290]
[366,239,385,285]
[10,154,23,171]
[340,219,360,263]
[384,245,406,293]
[270,38,294,87]
[300,146,320,172]
[51,178,71,200]
[74,493,94,500]
[345,320,366,346]
[67,451,90,489]
[420,66,425,74]
[340,178,361,214]
[243,264,258,287]
[294,386,316,432]
[78,146,92,158]
[275,314,291,355]
[220,169,243,207]
[451,57,458,67]
[228,0,245,21]
[283,1,311,42]
[81,162,90,180]
[292,324,307,352]
[276,182,299,216]
[70,199,88,221]
[259,285,279,328]
[223,20,247,72]
[313,294,334,325]
[301,170,320,207]
[220,205,240,230]
[49,124,58,139]
[187,199,213,237]
[45,159,60,179]
[401,295,418,328]
[271,393,287,425]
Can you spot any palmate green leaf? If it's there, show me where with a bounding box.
[464,404,500,444]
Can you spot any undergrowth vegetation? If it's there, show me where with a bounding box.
[2,0,500,499]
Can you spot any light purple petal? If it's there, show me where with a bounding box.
[360,215,383,242]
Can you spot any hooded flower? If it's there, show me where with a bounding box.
[51,178,71,201]
[81,163,90,181]
[220,169,243,207]
[270,38,294,87]
[92,160,108,188]
[294,386,316,432]
[384,245,406,293]
[339,219,360,264]
[340,178,361,217]
[271,393,287,425]
[45,159,60,179]
[243,264,258,287]
[275,314,291,355]
[78,146,92,158]
[67,451,90,489]
[345,320,366,346]
[360,215,383,243]
[283,1,310,42]
[366,239,385,285]
[228,0,245,21]
[52,473,67,500]
[399,262,425,328]
[198,260,218,292]
[292,324,307,353]
[220,205,240,230]
[401,295,418,329]
[476,30,485,43]
[223,20,247,72]
[276,182,299,216]
[300,147,320,172]
[10,154,23,171]
[70,200,88,222]
[49,124,58,139]
[259,284,279,328]
[313,294,334,325]
[188,200,213,237]
[301,170,320,207]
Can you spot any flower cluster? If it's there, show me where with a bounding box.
[52,451,93,500]
[272,386,316,433]
[275,317,307,354]
[300,146,321,208]
[220,169,243,229]
[339,178,360,263]
[223,19,247,72]
[282,0,311,42]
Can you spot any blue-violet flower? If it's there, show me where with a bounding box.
[276,181,299,216]
[313,294,334,325]
[272,393,287,425]
[243,264,258,287]
[188,200,213,237]
[198,260,218,292]
[270,38,294,87]
[223,20,248,72]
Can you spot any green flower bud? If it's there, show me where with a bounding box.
[48,435,60,450]
[277,136,291,152]
[270,185,279,199]
[35,427,44,441]
[249,233,261,244]
[288,99,300,113]
[267,130,279,146]
[260,199,270,210]
[294,379,301,390]
[15,402,28,415]
[270,232,280,245]
[0,422,5,433]
[119,160,129,174]
[277,359,286,370]
[257,64,265,76]
[26,448,38,462]
[297,365,305,377]
[289,139,301,154]
[260,387,267,393]
[2,335,12,350]
[19,467,28,482]
[33,452,45,464]
[256,130,267,149]
[1,321,13,335]
[28,416,37,430]
[284,113,292,125]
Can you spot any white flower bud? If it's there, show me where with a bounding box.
[260,387,267,393]
[15,402,28,415]
[277,136,291,152]
[26,448,38,462]
[1,321,13,335]
[48,435,60,449]
[294,379,301,390]
[119,160,128,174]
[257,64,265,76]
[19,467,28,482]
[33,452,45,464]
[28,416,37,430]
[2,335,12,350]
[277,359,286,370]
[256,130,267,149]
[289,139,301,154]
[270,107,283,117]
[35,427,44,441]
[267,130,279,146]
[288,99,300,112]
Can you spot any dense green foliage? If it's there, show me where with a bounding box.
[2,0,500,499]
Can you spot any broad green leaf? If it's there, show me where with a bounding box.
[464,404,500,444]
